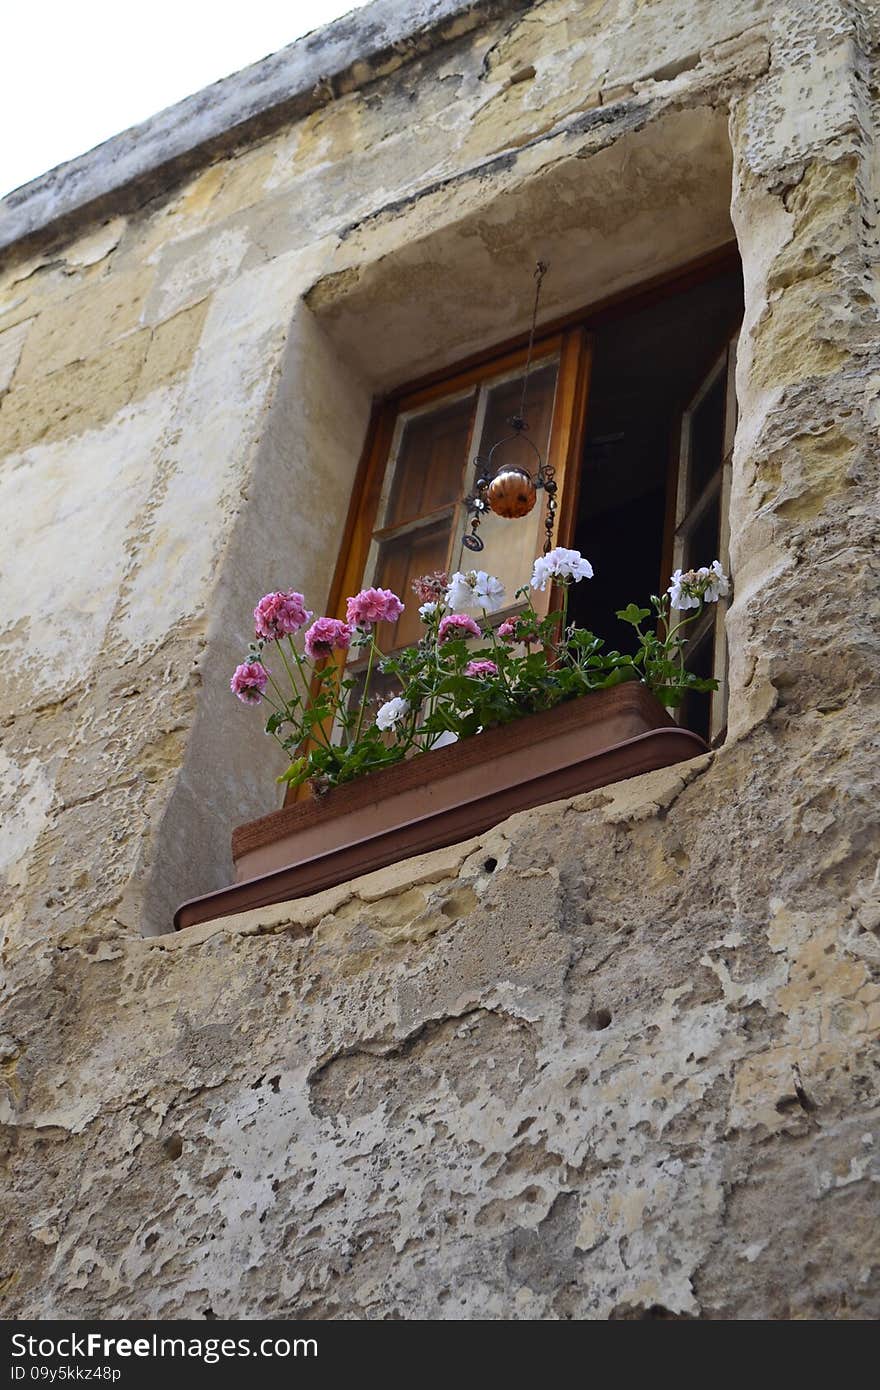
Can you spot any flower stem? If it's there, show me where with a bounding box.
[276,638,302,703]
[559,583,570,663]
[666,605,703,675]
[264,668,293,711]
[284,639,332,750]
[482,609,514,693]
[353,637,376,744]
[287,635,312,693]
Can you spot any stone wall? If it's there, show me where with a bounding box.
[0,0,878,1318]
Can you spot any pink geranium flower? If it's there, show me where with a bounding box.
[230,661,269,704]
[411,570,449,604]
[498,616,538,645]
[438,613,481,643]
[254,590,311,640]
[464,659,499,678]
[345,587,405,628]
[304,617,352,659]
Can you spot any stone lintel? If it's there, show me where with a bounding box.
[0,0,528,262]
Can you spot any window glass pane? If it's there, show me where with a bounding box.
[683,498,720,574]
[680,623,715,743]
[373,520,451,652]
[688,369,725,503]
[467,360,559,604]
[385,395,474,527]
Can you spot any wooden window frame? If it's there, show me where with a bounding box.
[326,327,592,631]
[363,349,563,651]
[288,243,740,803]
[670,334,738,743]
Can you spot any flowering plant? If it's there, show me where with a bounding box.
[231,555,728,793]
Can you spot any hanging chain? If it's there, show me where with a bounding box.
[542,471,558,554]
[514,261,558,554]
[461,260,551,554]
[513,260,549,430]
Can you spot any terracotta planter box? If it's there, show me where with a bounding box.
[174,683,707,930]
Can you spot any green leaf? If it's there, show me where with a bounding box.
[277,756,308,786]
[616,604,651,626]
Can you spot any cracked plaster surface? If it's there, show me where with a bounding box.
[1,0,879,1319]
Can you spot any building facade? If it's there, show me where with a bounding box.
[0,0,878,1318]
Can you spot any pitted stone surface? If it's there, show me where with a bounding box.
[1,0,879,1320]
[2,747,878,1318]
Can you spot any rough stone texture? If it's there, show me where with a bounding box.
[1,0,879,1319]
[0,0,531,259]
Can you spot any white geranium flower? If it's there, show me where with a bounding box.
[702,560,730,603]
[472,571,505,613]
[444,570,505,613]
[419,601,439,620]
[375,696,410,732]
[668,561,730,610]
[530,547,594,591]
[445,571,473,611]
[667,568,700,611]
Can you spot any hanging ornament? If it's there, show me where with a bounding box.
[463,261,559,556]
[487,461,538,518]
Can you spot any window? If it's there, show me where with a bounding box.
[321,251,743,757]
[367,350,571,650]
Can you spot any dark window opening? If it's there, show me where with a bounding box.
[569,270,742,651]
[569,267,742,738]
[327,255,744,775]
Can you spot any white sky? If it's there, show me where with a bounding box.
[1,0,372,199]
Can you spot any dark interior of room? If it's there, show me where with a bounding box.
[568,267,744,661]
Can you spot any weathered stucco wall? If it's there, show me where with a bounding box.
[1,0,878,1318]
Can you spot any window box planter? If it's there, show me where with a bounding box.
[174,683,707,931]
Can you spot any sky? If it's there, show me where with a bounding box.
[0,0,372,199]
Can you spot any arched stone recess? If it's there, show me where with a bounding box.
[140,99,739,934]
[308,104,736,390]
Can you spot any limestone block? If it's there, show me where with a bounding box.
[0,258,100,334]
[143,226,250,325]
[61,218,127,269]
[741,37,860,176]
[190,143,281,223]
[0,329,149,450]
[0,331,149,453]
[15,267,154,384]
[750,273,850,389]
[137,298,209,397]
[114,265,290,652]
[0,750,55,899]
[0,319,30,394]
[107,167,230,271]
[0,384,178,710]
[767,157,859,292]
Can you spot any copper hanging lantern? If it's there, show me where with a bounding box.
[462,261,559,556]
[487,465,538,519]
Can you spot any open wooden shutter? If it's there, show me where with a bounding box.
[670,332,738,741]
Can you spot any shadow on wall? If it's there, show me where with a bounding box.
[307,105,735,390]
[138,307,372,935]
